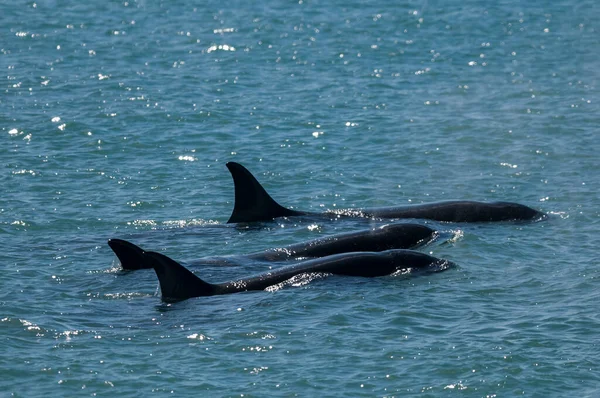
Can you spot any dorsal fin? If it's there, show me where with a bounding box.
[144,251,216,300]
[107,239,151,270]
[226,162,305,223]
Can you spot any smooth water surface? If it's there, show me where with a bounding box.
[2,0,599,396]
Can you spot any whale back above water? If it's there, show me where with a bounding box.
[108,223,437,271]
[242,222,437,262]
[353,201,545,222]
[144,248,455,301]
[225,162,545,224]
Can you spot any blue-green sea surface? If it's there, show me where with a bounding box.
[2,0,599,396]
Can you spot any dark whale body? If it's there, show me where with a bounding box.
[108,223,437,271]
[225,162,545,224]
[142,248,455,301]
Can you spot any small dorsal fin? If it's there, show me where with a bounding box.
[145,251,216,300]
[226,162,305,223]
[107,239,150,270]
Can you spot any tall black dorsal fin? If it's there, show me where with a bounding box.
[226,162,305,223]
[144,251,217,300]
[107,239,151,270]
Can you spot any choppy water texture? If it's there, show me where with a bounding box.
[2,0,599,396]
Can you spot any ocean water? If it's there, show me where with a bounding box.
[2,0,599,396]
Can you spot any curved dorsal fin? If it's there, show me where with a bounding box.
[226,162,305,223]
[145,251,216,300]
[107,239,150,270]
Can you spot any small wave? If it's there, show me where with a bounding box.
[207,44,236,53]
[448,229,464,243]
[125,218,220,230]
[103,292,153,300]
[1,317,47,337]
[187,333,213,341]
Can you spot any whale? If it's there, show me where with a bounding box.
[139,247,455,301]
[108,223,438,271]
[225,162,546,223]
